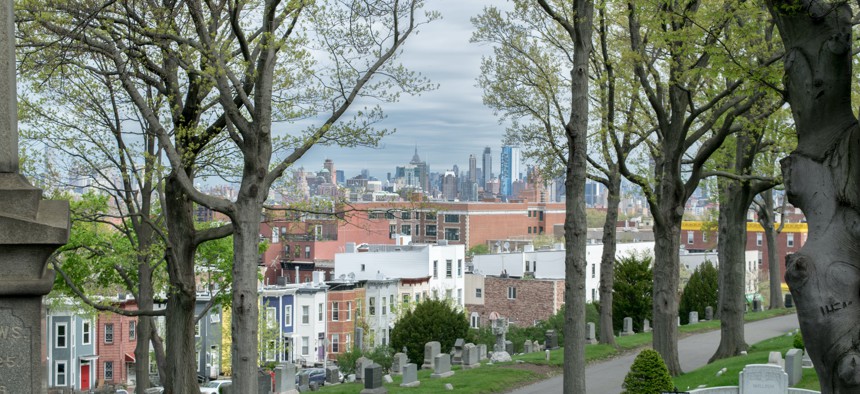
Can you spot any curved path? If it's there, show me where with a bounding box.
[507,313,799,394]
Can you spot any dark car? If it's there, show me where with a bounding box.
[295,368,327,387]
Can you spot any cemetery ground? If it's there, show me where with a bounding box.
[318,309,796,393]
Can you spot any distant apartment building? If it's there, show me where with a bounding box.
[46,302,98,391]
[465,274,564,328]
[325,282,364,360]
[96,298,138,387]
[195,293,223,380]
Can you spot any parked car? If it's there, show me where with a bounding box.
[295,368,327,387]
[199,379,232,394]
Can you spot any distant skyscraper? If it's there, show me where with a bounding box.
[335,170,345,185]
[361,169,370,179]
[323,158,336,184]
[500,146,521,197]
[482,147,492,184]
[469,154,477,183]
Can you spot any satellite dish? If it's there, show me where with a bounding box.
[503,241,510,252]
[339,274,346,280]
[348,272,356,281]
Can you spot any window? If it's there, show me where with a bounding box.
[56,322,67,348]
[426,225,437,237]
[402,294,410,304]
[475,288,482,298]
[687,231,694,244]
[470,313,480,329]
[507,287,517,299]
[195,322,200,337]
[527,210,532,217]
[457,289,462,305]
[389,224,396,235]
[55,360,67,386]
[264,340,277,361]
[390,294,394,307]
[433,289,439,299]
[539,226,544,234]
[318,303,324,321]
[369,211,383,219]
[345,334,351,351]
[702,231,708,242]
[369,297,376,316]
[401,224,411,235]
[332,334,340,353]
[284,245,290,255]
[346,302,352,321]
[272,230,279,243]
[446,289,453,299]
[104,361,114,381]
[402,211,411,220]
[591,264,595,278]
[305,246,311,258]
[444,214,460,223]
[592,288,597,301]
[445,228,460,241]
[415,293,421,302]
[210,313,220,323]
[82,320,91,345]
[302,305,310,324]
[458,260,463,277]
[426,212,437,220]
[382,296,388,315]
[446,260,453,278]
[361,264,366,272]
[385,211,396,219]
[284,305,293,326]
[302,337,310,356]
[332,302,340,321]
[266,307,277,328]
[756,232,763,246]
[433,260,438,279]
[528,227,532,234]
[129,320,136,340]
[104,323,114,344]
[539,211,544,221]
[534,261,538,271]
[525,261,530,272]
[788,233,795,247]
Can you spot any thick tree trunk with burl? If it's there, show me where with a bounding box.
[767,1,860,391]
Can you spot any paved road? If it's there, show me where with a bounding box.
[507,313,799,394]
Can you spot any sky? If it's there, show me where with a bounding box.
[290,0,510,180]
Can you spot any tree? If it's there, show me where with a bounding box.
[390,299,469,365]
[621,349,674,394]
[18,1,437,392]
[679,261,718,325]
[472,1,594,391]
[765,1,860,391]
[754,188,786,310]
[613,254,653,333]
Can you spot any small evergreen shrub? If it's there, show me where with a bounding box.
[390,299,469,364]
[793,331,804,349]
[622,349,674,394]
[613,254,654,333]
[679,260,718,324]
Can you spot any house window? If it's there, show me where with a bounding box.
[302,305,310,324]
[266,307,277,328]
[756,232,763,246]
[318,303,324,321]
[361,264,366,272]
[369,297,376,316]
[445,228,460,241]
[446,289,453,299]
[129,320,136,340]
[702,231,707,242]
[346,302,352,321]
[470,313,480,329]
[104,361,114,381]
[390,294,394,307]
[475,288,482,298]
[402,211,411,220]
[389,224,396,235]
[104,323,114,344]
[446,260,453,278]
[592,288,597,301]
[528,227,532,234]
[332,334,340,353]
[458,289,462,305]
[332,302,340,322]
[402,294,410,304]
[687,231,694,244]
[272,230,279,243]
[56,322,67,348]
[305,246,311,258]
[539,226,544,234]
[284,305,293,326]
[284,245,290,255]
[302,337,310,356]
[82,320,91,345]
[788,233,795,247]
[345,334,351,351]
[458,259,463,277]
[444,214,460,223]
[426,225,437,237]
[382,296,388,315]
[525,261,530,272]
[55,360,67,386]
[266,340,277,361]
[195,322,200,337]
[401,224,411,235]
[433,261,438,279]
[539,211,544,220]
[507,287,517,299]
[415,293,421,302]
[591,264,595,278]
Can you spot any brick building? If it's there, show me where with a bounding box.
[465,275,565,328]
[96,298,138,387]
[325,282,364,361]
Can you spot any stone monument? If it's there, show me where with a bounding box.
[451,338,465,364]
[739,364,787,394]
[400,363,420,388]
[545,329,559,349]
[585,322,598,344]
[620,317,635,336]
[462,343,480,369]
[689,311,699,324]
[391,353,407,375]
[326,366,340,385]
[273,363,299,394]
[431,354,455,378]
[705,306,714,321]
[785,348,803,386]
[423,341,440,370]
[643,318,652,333]
[0,3,71,393]
[360,363,387,394]
[492,318,509,352]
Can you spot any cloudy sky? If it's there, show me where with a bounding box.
[291,0,510,180]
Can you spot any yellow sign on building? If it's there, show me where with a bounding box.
[681,221,807,233]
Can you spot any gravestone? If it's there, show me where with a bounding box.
[785,294,794,308]
[492,318,509,352]
[462,343,480,369]
[705,306,714,321]
[360,363,387,394]
[431,354,455,378]
[643,319,652,333]
[753,299,763,312]
[545,330,559,349]
[802,349,813,368]
[355,357,372,382]
[0,4,71,393]
[355,326,365,352]
[677,316,681,327]
[689,311,699,324]
[505,340,514,355]
[785,348,803,386]
[391,353,407,375]
[422,341,440,370]
[478,344,488,360]
[585,322,598,344]
[326,366,340,385]
[400,363,420,387]
[258,370,272,394]
[451,338,465,364]
[298,372,311,392]
[768,351,785,369]
[533,340,541,352]
[739,364,788,394]
[523,339,533,353]
[620,317,635,336]
[274,363,299,394]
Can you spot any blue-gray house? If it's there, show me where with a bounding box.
[46,302,98,391]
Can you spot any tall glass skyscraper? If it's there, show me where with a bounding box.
[500,146,521,197]
[482,147,492,187]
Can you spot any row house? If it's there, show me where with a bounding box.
[195,293,224,380]
[260,276,329,367]
[46,302,98,391]
[96,298,138,388]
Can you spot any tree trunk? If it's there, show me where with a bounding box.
[232,200,264,393]
[652,212,682,375]
[163,174,200,394]
[151,324,168,386]
[135,262,154,393]
[760,189,784,309]
[710,178,751,362]
[598,172,620,346]
[767,2,859,391]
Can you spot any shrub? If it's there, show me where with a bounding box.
[622,349,674,394]
[679,261,718,324]
[335,349,362,375]
[390,299,469,364]
[613,254,653,333]
[793,331,804,349]
[366,345,394,373]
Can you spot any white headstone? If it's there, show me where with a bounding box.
[739,364,788,394]
[785,348,803,386]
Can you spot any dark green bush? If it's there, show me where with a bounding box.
[622,349,674,394]
[793,331,804,349]
[335,349,362,375]
[613,254,653,333]
[679,260,718,324]
[390,299,469,364]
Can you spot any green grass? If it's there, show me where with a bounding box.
[318,364,543,394]
[672,333,820,392]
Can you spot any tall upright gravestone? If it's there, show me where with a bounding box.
[0,2,71,393]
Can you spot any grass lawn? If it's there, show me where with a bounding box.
[672,333,819,392]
